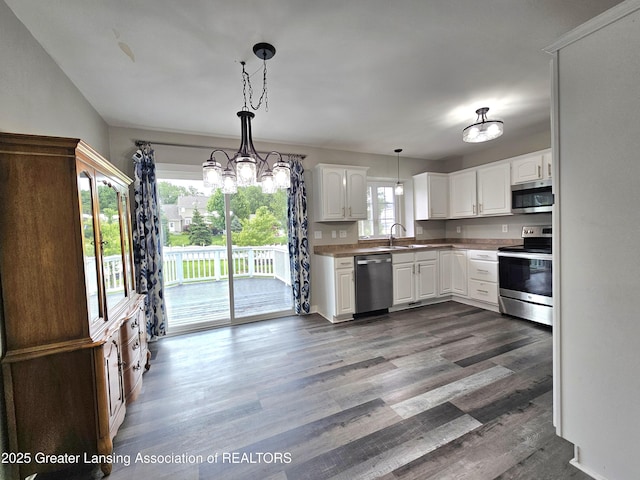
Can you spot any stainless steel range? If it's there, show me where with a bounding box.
[498,226,552,326]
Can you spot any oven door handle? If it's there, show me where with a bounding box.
[498,251,552,261]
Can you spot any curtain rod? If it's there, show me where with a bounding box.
[134,139,306,159]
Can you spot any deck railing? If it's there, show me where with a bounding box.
[86,245,291,295]
[162,245,291,287]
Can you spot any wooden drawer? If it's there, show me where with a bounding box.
[468,259,498,282]
[468,279,498,304]
[121,328,143,366]
[123,346,143,401]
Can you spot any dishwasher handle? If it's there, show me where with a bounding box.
[356,258,392,265]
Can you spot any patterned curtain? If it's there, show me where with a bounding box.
[287,157,311,314]
[132,144,167,340]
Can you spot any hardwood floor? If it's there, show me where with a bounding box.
[100,301,591,480]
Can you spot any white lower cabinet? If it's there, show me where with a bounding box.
[392,251,439,306]
[451,250,468,296]
[467,250,498,305]
[439,250,452,295]
[315,255,355,322]
[335,260,355,316]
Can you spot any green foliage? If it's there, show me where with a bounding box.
[232,206,279,246]
[207,189,226,232]
[100,222,122,256]
[158,181,190,204]
[188,207,212,246]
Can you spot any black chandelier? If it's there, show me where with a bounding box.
[202,43,290,194]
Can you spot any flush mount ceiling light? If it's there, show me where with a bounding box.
[202,42,290,194]
[462,107,504,143]
[394,148,404,196]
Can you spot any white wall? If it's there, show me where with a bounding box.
[550,2,640,479]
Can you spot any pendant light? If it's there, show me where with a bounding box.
[202,43,291,193]
[394,148,404,196]
[462,107,504,143]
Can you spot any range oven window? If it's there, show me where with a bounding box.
[498,256,552,297]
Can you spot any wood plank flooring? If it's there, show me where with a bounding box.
[97,302,592,479]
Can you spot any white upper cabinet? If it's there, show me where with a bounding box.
[449,170,478,218]
[511,149,552,184]
[450,163,510,218]
[314,164,368,221]
[477,162,511,216]
[413,172,449,220]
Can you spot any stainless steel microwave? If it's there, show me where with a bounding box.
[511,179,554,214]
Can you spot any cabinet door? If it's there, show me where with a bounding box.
[103,334,126,431]
[451,251,468,296]
[77,166,103,327]
[543,150,553,179]
[346,169,367,219]
[320,167,346,220]
[511,154,543,184]
[416,260,438,300]
[477,163,511,216]
[428,174,449,219]
[414,173,448,220]
[335,268,355,315]
[393,263,415,305]
[449,170,477,218]
[97,178,126,317]
[439,250,452,294]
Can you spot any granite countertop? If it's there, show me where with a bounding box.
[314,239,521,258]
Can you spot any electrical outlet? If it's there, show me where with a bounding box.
[331,230,337,239]
[502,224,509,233]
[339,230,347,238]
[456,226,461,233]
[314,231,322,239]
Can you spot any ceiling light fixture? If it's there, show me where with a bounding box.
[394,148,404,196]
[202,43,290,194]
[462,107,504,143]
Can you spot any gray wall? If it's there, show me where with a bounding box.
[0,2,110,473]
[552,3,640,479]
[0,0,110,154]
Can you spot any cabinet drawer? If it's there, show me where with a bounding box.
[415,250,438,261]
[468,279,498,304]
[392,252,415,264]
[123,346,143,395]
[468,259,498,282]
[121,329,143,366]
[335,257,354,269]
[467,250,497,261]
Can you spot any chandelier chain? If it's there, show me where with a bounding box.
[242,58,269,112]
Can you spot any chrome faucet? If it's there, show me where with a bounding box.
[389,223,406,246]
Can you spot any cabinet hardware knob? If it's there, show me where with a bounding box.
[133,362,141,371]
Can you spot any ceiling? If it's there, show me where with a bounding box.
[5,0,622,160]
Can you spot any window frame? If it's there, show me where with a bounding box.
[358,180,405,239]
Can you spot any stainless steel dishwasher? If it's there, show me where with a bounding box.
[355,253,393,314]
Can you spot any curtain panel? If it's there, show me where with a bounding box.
[287,157,311,314]
[132,145,167,340]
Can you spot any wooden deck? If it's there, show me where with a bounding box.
[164,277,293,330]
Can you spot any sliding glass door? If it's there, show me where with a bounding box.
[157,175,292,333]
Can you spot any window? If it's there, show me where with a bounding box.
[359,181,404,238]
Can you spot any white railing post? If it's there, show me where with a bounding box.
[248,248,255,277]
[175,250,184,285]
[214,249,221,280]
